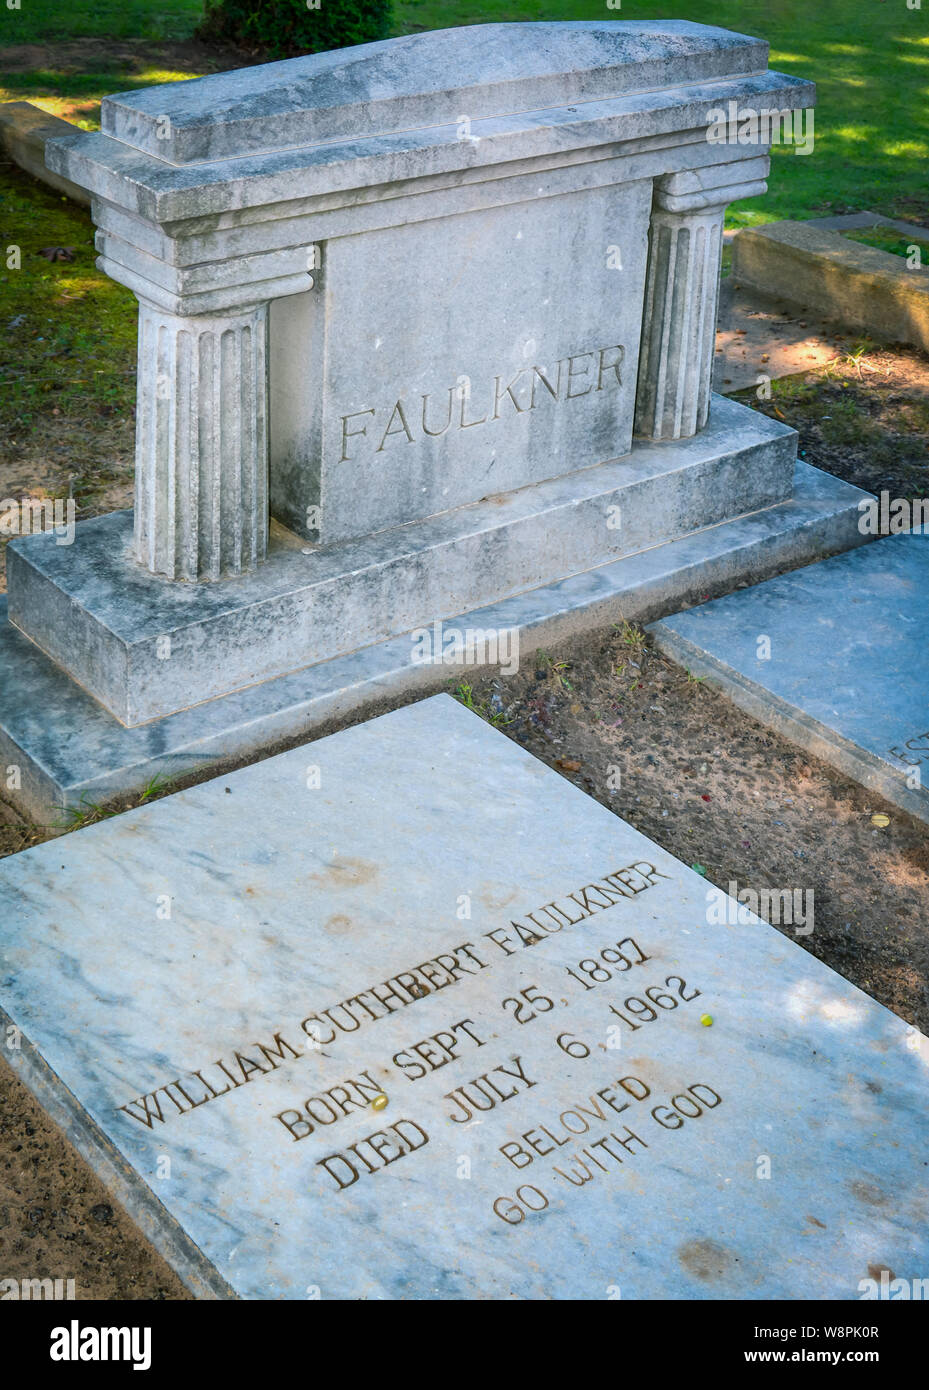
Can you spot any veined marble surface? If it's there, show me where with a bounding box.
[651,534,929,825]
[1,696,926,1299]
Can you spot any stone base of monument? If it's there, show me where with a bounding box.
[0,410,870,820]
[5,398,796,726]
[650,533,929,826]
[1,696,927,1299]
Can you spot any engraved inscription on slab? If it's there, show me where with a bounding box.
[114,860,689,1206]
[1,697,927,1300]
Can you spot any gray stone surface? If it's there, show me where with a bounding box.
[634,162,774,440]
[650,535,929,824]
[0,101,89,204]
[44,21,812,577]
[8,396,795,724]
[806,211,929,239]
[1,695,927,1300]
[47,24,811,221]
[0,462,872,823]
[135,302,269,580]
[99,22,769,164]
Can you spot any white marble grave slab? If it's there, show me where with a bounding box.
[0,696,926,1299]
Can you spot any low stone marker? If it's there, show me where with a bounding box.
[0,102,91,204]
[651,535,929,824]
[1,21,873,820]
[732,217,929,353]
[1,696,927,1299]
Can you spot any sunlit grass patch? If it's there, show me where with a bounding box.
[0,160,137,436]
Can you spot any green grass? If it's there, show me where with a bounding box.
[0,67,209,131]
[0,1,213,127]
[0,159,137,432]
[54,774,175,831]
[450,679,512,725]
[2,1,927,225]
[842,226,929,262]
[2,0,201,43]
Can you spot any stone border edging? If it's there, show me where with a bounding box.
[0,101,90,205]
[731,214,929,353]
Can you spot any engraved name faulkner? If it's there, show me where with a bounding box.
[338,344,626,461]
[116,861,725,1218]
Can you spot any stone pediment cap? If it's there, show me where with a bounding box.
[101,20,766,165]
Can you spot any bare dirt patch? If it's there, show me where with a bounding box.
[743,342,929,503]
[1,36,250,76]
[0,1057,189,1300]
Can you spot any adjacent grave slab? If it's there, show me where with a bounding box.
[1,695,927,1300]
[731,219,929,353]
[805,211,929,241]
[650,534,929,824]
[1,461,871,824]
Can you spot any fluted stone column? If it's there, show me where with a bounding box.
[635,205,724,440]
[134,301,269,581]
[635,157,769,441]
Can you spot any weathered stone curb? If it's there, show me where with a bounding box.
[0,101,90,204]
[731,216,929,352]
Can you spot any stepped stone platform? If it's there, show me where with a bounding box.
[2,457,869,823]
